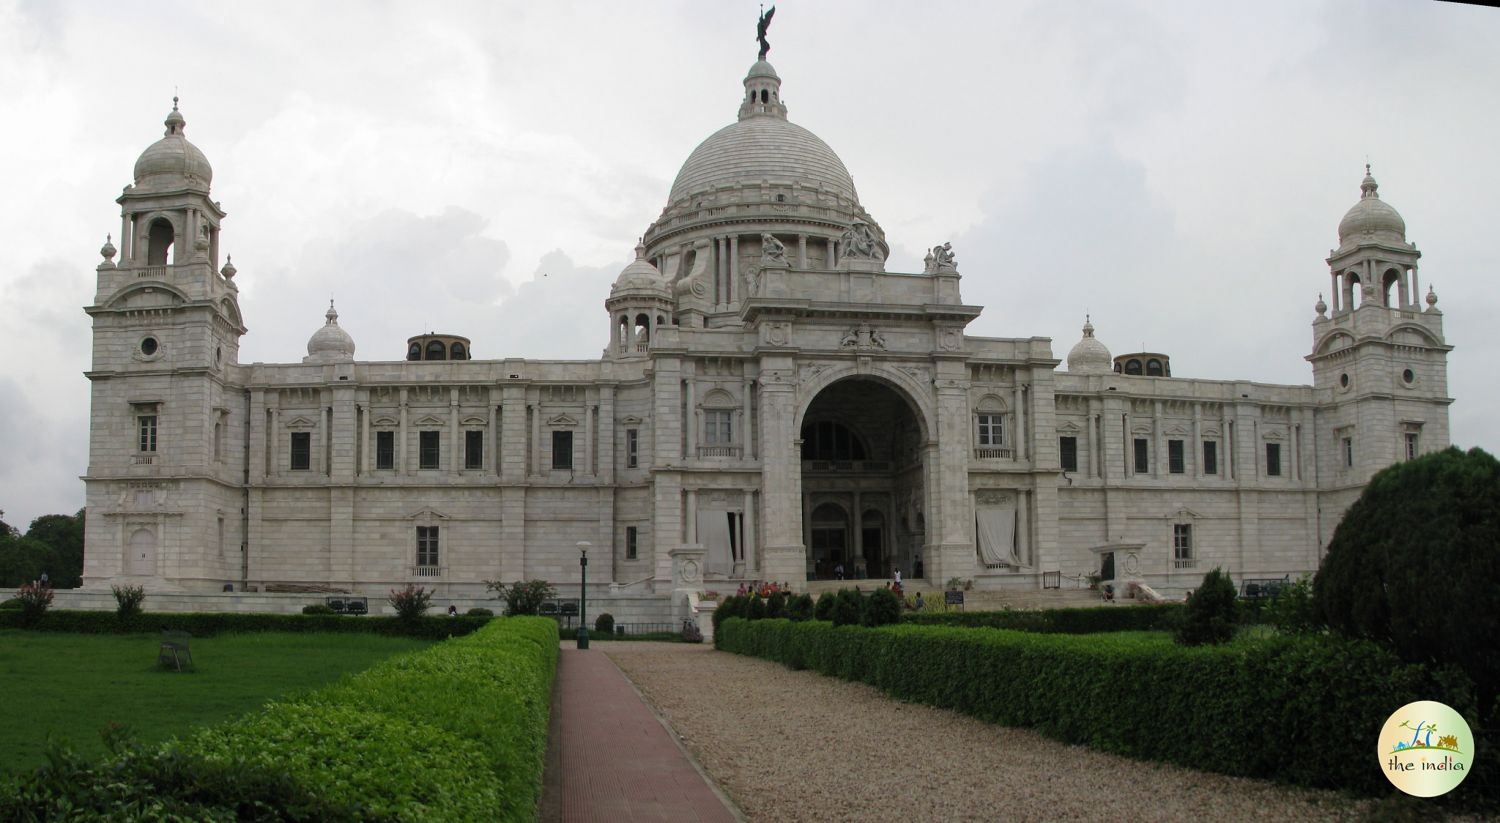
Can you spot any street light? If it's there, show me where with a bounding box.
[577,541,591,650]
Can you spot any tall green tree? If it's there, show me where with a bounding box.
[1315,447,1500,710]
[26,509,84,588]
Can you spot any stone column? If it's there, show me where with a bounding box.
[488,400,499,477]
[928,366,974,585]
[398,389,408,476]
[729,235,739,303]
[598,385,615,483]
[758,358,805,586]
[531,397,542,475]
[360,399,371,476]
[449,388,459,474]
[268,405,280,477]
[798,234,808,268]
[684,374,697,458]
[742,372,754,459]
[501,384,526,482]
[686,489,698,543]
[745,490,758,574]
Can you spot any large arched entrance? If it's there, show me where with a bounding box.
[800,377,926,581]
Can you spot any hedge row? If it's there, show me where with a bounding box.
[901,603,1185,634]
[0,609,490,640]
[718,618,1465,798]
[1,617,559,821]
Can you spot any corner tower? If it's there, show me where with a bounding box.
[1308,167,1451,493]
[82,100,248,590]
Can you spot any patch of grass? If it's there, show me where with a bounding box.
[0,630,427,774]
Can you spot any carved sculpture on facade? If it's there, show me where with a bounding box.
[839,321,888,350]
[923,241,957,274]
[838,221,881,260]
[756,5,776,60]
[760,233,789,267]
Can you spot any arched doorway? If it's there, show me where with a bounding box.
[127,527,157,576]
[800,377,926,580]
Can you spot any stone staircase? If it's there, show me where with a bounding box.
[795,579,1119,610]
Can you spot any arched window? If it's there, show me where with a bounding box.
[1146,359,1164,376]
[147,218,174,266]
[425,340,447,360]
[800,420,868,461]
[1346,271,1363,309]
[618,315,630,351]
[760,89,769,103]
[1382,268,1402,307]
[634,313,651,347]
[1124,359,1143,375]
[450,342,467,360]
[407,343,422,361]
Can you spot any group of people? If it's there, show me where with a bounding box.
[735,580,792,598]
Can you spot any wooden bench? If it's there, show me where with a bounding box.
[344,598,368,615]
[159,630,193,671]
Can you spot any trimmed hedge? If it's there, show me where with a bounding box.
[902,603,1186,634]
[718,617,1459,798]
[0,609,490,640]
[1,617,559,821]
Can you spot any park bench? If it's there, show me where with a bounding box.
[344,598,368,615]
[159,630,193,671]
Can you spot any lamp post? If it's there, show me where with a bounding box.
[577,541,591,650]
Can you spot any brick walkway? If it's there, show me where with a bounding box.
[540,646,741,823]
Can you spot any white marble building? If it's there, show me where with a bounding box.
[81,45,1451,613]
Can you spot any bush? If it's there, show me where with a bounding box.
[814,591,836,621]
[466,607,494,617]
[746,594,767,620]
[831,589,862,627]
[904,603,1185,634]
[766,590,786,619]
[386,584,433,621]
[1175,567,1238,645]
[110,584,146,619]
[302,603,336,615]
[485,579,558,616]
[0,598,20,611]
[594,612,614,634]
[1262,575,1317,635]
[0,608,490,639]
[712,595,745,640]
[15,581,53,621]
[863,587,902,627]
[786,593,815,621]
[1316,447,1500,711]
[717,618,1447,798]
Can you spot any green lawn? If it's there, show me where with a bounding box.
[0,630,428,775]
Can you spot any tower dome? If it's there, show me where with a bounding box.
[304,301,356,363]
[1336,166,1405,249]
[133,98,213,192]
[611,242,670,295]
[1066,316,1112,373]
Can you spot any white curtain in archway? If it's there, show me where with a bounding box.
[976,505,1015,566]
[700,510,733,575]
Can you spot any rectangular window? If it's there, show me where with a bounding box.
[419,430,440,470]
[626,428,639,468]
[552,430,573,470]
[213,421,222,462]
[1133,438,1149,474]
[1203,441,1218,475]
[290,432,311,471]
[1266,442,1282,477]
[704,410,733,445]
[1404,431,1419,461]
[1059,436,1078,473]
[1168,439,1185,474]
[416,526,439,567]
[1343,437,1354,468]
[376,431,394,470]
[625,526,638,560]
[1173,524,1194,568]
[138,415,157,453]
[977,414,1004,446]
[464,430,484,470]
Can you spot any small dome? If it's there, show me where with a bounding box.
[746,59,780,80]
[1337,166,1405,248]
[1066,316,1112,373]
[133,98,213,191]
[611,242,669,294]
[305,300,356,363]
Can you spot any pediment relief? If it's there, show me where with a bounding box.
[460,416,488,426]
[1164,425,1191,437]
[1168,506,1202,522]
[372,416,398,427]
[974,393,1008,412]
[283,416,316,429]
[1263,430,1286,441]
[700,388,737,408]
[548,414,579,427]
[406,507,450,523]
[1130,424,1154,436]
[618,415,644,425]
[413,415,445,427]
[1056,421,1082,434]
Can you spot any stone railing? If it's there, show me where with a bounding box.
[696,445,740,459]
[973,447,1015,460]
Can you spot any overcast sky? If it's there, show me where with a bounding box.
[2,0,1497,528]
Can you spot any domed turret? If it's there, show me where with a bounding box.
[611,242,670,296]
[132,98,213,192]
[304,300,356,363]
[1337,165,1405,249]
[1066,316,1113,373]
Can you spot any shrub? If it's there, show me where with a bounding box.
[1316,447,1500,711]
[1175,567,1238,645]
[863,587,902,627]
[831,589,862,627]
[594,612,615,634]
[681,620,703,643]
[15,582,53,621]
[786,592,815,621]
[904,604,1185,634]
[466,607,494,617]
[386,584,432,621]
[712,595,744,638]
[1262,575,1317,635]
[814,591,835,621]
[717,618,1445,799]
[766,590,786,619]
[485,578,558,616]
[746,594,767,620]
[302,603,336,615]
[0,598,20,611]
[110,584,146,618]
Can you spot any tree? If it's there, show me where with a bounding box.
[1175,567,1238,646]
[26,510,84,588]
[0,537,55,588]
[1315,447,1500,709]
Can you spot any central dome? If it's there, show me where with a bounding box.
[669,117,858,203]
[133,99,213,191]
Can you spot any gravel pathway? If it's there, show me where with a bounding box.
[604,642,1394,823]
